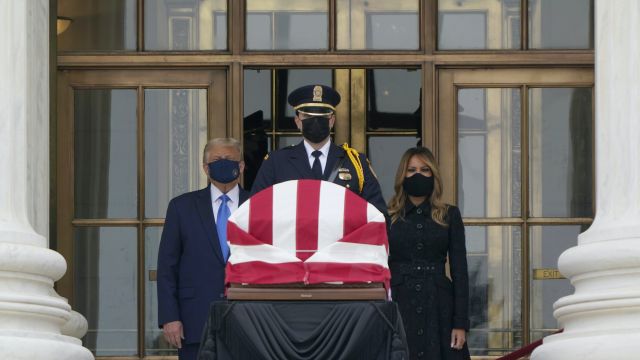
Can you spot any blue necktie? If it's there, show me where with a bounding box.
[216,194,231,262]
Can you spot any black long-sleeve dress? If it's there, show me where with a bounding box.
[389,201,470,360]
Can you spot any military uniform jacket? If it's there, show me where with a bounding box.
[389,202,470,360]
[250,141,388,216]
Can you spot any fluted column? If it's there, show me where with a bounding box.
[0,1,93,359]
[532,1,640,359]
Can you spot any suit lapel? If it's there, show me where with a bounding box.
[195,185,225,264]
[288,142,314,178]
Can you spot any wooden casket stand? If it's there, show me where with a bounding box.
[226,282,387,301]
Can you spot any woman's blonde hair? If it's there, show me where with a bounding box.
[387,147,449,226]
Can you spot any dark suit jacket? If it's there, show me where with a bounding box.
[157,184,249,344]
[251,141,388,216]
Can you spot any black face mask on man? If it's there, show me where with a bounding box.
[207,159,240,184]
[301,116,331,143]
[402,173,435,198]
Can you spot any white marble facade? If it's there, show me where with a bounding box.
[532,0,640,359]
[0,0,93,359]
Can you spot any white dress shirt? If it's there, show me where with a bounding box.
[211,184,240,222]
[303,139,331,174]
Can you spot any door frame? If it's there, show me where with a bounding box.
[437,67,594,348]
[56,68,227,358]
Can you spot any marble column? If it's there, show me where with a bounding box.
[531,1,640,359]
[0,1,93,359]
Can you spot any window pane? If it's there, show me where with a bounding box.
[466,226,523,356]
[244,69,272,129]
[246,0,328,50]
[75,89,137,219]
[277,69,333,130]
[246,13,272,50]
[145,227,176,356]
[74,227,138,356]
[242,68,331,188]
[530,225,582,341]
[144,0,228,50]
[367,136,420,202]
[438,0,520,50]
[367,69,421,131]
[243,70,272,190]
[529,0,593,49]
[145,89,208,218]
[336,0,419,50]
[58,0,136,51]
[458,88,521,218]
[529,88,593,218]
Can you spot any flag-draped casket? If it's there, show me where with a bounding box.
[225,180,390,288]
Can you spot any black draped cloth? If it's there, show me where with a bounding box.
[198,301,409,360]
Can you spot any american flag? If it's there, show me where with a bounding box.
[225,179,390,287]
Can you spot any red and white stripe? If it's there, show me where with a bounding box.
[225,180,390,287]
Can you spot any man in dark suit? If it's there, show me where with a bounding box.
[251,84,387,215]
[157,138,249,360]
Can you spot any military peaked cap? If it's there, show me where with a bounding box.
[287,84,341,114]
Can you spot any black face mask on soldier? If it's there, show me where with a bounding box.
[403,173,435,198]
[301,116,331,143]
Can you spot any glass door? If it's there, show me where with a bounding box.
[56,69,226,358]
[242,66,424,201]
[438,68,594,356]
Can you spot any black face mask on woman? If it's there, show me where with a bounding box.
[403,173,435,198]
[301,116,331,143]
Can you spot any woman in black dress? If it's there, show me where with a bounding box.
[388,147,470,360]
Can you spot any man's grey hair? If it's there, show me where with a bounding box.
[202,138,243,164]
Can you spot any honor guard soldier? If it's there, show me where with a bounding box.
[251,84,388,216]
